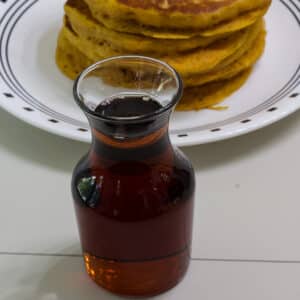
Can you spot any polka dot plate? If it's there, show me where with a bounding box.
[0,0,299,146]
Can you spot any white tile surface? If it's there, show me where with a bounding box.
[187,110,300,260]
[1,109,300,261]
[0,110,83,255]
[1,255,300,300]
[2,107,300,298]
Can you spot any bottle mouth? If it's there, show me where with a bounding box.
[73,55,183,123]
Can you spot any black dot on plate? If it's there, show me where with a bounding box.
[290,93,299,98]
[268,107,278,112]
[49,119,59,123]
[241,119,251,124]
[78,128,88,132]
[211,128,221,132]
[177,134,188,138]
[3,93,13,98]
[23,107,34,112]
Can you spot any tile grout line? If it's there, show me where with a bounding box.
[191,258,300,264]
[1,252,300,264]
[0,252,81,257]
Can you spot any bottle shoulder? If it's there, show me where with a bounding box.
[72,148,194,183]
[72,148,195,221]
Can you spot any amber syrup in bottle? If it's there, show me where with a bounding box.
[72,95,195,297]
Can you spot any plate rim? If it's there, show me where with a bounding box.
[0,0,299,147]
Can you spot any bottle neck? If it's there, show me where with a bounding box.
[88,114,173,162]
[92,125,168,150]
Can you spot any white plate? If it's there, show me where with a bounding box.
[0,0,299,147]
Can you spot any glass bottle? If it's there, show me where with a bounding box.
[72,56,195,297]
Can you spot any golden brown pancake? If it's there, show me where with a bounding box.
[56,29,93,80]
[165,19,262,77]
[198,5,269,36]
[62,19,261,78]
[185,26,266,86]
[84,0,271,38]
[211,19,263,73]
[143,6,268,39]
[56,0,270,112]
[177,68,252,110]
[56,30,255,111]
[65,0,235,55]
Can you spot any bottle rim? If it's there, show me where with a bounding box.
[73,55,183,123]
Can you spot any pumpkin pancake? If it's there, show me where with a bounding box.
[62,19,261,77]
[198,5,268,36]
[185,25,266,86]
[177,68,253,110]
[84,0,271,38]
[56,31,255,110]
[65,0,235,55]
[56,29,93,80]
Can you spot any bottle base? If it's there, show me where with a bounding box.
[83,248,190,297]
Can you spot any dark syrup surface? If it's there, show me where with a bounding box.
[94,96,162,118]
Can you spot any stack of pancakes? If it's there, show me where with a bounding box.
[56,0,271,110]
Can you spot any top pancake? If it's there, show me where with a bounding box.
[84,0,271,38]
[65,0,235,55]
